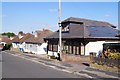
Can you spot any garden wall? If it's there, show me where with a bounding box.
[61,53,90,63]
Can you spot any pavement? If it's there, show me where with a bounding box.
[4,50,120,79]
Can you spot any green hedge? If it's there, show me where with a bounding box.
[2,43,12,50]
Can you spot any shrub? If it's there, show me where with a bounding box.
[2,43,12,50]
[50,56,56,59]
[108,52,120,60]
[66,51,72,54]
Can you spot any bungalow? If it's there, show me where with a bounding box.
[11,36,20,48]
[0,35,12,50]
[19,33,33,52]
[0,35,11,46]
[24,29,53,54]
[12,32,25,49]
[11,33,32,52]
[45,17,119,61]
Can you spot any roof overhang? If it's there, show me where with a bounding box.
[45,37,120,42]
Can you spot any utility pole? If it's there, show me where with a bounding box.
[58,0,62,60]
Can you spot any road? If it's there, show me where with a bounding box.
[2,51,82,78]
[0,51,2,79]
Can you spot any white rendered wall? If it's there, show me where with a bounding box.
[37,43,47,54]
[48,51,58,57]
[47,44,59,57]
[24,43,48,54]
[85,41,118,56]
[31,44,37,54]
[0,42,6,46]
[12,43,17,48]
[23,43,30,52]
[22,43,31,53]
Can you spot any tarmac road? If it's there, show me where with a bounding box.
[2,51,82,78]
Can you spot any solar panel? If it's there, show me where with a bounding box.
[87,26,118,37]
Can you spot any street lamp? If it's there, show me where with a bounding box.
[58,0,62,60]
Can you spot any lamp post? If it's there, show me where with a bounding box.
[58,0,62,60]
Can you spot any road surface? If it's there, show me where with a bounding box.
[0,51,2,79]
[2,51,82,78]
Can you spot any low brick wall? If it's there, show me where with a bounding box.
[61,53,90,63]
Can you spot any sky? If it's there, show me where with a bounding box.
[1,2,119,34]
[1,0,120,2]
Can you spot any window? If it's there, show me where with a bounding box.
[73,46,76,54]
[76,46,80,55]
[62,25,69,32]
[64,41,81,55]
[81,43,85,55]
[48,44,52,51]
[53,44,58,52]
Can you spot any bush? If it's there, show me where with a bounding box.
[2,43,12,50]
[50,56,56,59]
[66,51,72,54]
[62,49,72,54]
[108,52,120,60]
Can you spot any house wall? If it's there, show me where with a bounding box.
[22,42,30,52]
[12,43,18,48]
[0,42,6,46]
[85,41,118,56]
[16,43,24,51]
[37,43,47,54]
[15,43,21,49]
[47,44,59,57]
[23,42,48,54]
[47,40,59,57]
[47,39,119,58]
[47,40,85,57]
[22,42,25,51]
[61,53,90,62]
[23,43,32,53]
[63,40,83,55]
[48,51,58,57]
[12,42,21,49]
[31,44,37,54]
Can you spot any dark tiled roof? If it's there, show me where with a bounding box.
[61,17,116,28]
[25,29,53,43]
[46,17,119,40]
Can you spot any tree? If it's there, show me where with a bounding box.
[19,31,23,35]
[1,32,15,38]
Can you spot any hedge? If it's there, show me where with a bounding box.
[2,43,12,50]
